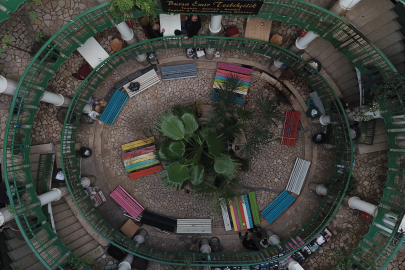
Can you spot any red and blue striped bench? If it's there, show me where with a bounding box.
[281,110,301,146]
[110,185,144,219]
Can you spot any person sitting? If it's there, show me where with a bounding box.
[145,23,165,39]
[181,15,201,39]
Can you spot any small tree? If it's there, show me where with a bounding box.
[110,0,158,22]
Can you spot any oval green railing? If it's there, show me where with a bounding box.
[2,0,403,268]
[61,35,354,266]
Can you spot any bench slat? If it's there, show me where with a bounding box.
[123,148,156,161]
[123,69,161,98]
[220,198,232,231]
[124,154,157,168]
[244,195,254,229]
[125,159,158,171]
[232,200,241,231]
[228,199,238,232]
[216,71,250,82]
[241,196,251,229]
[122,137,155,151]
[129,165,162,179]
[248,192,261,226]
[237,196,247,230]
[218,62,252,75]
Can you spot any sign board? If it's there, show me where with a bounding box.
[161,0,263,15]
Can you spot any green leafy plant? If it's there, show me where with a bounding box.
[13,264,21,270]
[35,31,50,44]
[110,0,158,21]
[372,72,405,100]
[327,176,357,195]
[66,254,94,269]
[156,107,239,190]
[6,204,15,214]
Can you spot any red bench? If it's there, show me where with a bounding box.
[129,165,163,180]
[281,110,301,146]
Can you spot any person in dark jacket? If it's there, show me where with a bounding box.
[146,23,165,39]
[181,15,201,39]
[242,236,260,251]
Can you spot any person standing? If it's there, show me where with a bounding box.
[146,23,165,39]
[181,15,201,39]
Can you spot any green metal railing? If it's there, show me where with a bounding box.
[2,0,403,268]
[61,36,354,266]
[35,153,55,195]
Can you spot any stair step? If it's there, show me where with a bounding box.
[53,209,74,223]
[10,253,43,270]
[61,228,88,246]
[6,237,27,250]
[29,144,54,155]
[389,52,405,66]
[304,37,325,55]
[4,229,16,240]
[322,51,347,69]
[375,31,404,50]
[67,234,94,252]
[25,261,47,270]
[359,10,398,36]
[346,0,394,27]
[330,64,356,82]
[52,203,70,215]
[73,240,99,258]
[55,216,78,231]
[357,141,388,154]
[382,41,405,58]
[367,21,402,43]
[7,244,33,261]
[57,222,83,239]
[338,77,358,90]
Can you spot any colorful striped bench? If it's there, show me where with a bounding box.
[218,62,252,75]
[121,137,162,178]
[216,70,251,81]
[226,193,260,231]
[210,92,245,105]
[261,190,295,224]
[281,110,301,146]
[220,198,232,231]
[99,90,129,125]
[110,185,144,219]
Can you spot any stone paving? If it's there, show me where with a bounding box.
[0,1,404,270]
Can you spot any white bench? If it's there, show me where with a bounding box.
[123,69,160,98]
[286,158,311,195]
[176,219,212,233]
[220,198,232,231]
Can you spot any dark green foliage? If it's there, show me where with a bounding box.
[372,72,405,100]
[110,0,158,21]
[327,176,357,195]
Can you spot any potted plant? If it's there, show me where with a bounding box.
[345,101,380,122]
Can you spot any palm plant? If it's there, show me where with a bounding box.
[156,107,239,190]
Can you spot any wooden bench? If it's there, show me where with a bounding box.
[140,209,177,232]
[261,190,295,224]
[286,158,311,195]
[99,90,129,125]
[161,63,197,81]
[110,185,144,219]
[210,92,245,105]
[219,198,232,231]
[176,219,212,233]
[123,69,160,98]
[281,110,301,146]
[218,62,252,75]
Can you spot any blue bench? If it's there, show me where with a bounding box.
[261,190,295,224]
[99,90,128,125]
[210,92,245,105]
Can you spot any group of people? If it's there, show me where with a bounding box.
[145,15,201,39]
[239,226,264,251]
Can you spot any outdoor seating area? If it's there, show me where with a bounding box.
[2,0,404,269]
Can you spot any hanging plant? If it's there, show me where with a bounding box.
[345,102,379,122]
[110,0,157,22]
